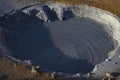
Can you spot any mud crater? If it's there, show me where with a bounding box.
[0,3,118,74]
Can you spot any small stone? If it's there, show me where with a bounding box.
[105,59,112,62]
[51,72,56,78]
[48,20,51,22]
[31,66,37,74]
[35,66,40,69]
[76,73,81,77]
[102,78,105,80]
[105,72,111,77]
[113,62,118,65]
[87,73,90,76]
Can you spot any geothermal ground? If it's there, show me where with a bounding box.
[0,0,120,80]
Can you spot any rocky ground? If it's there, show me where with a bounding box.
[0,51,54,80]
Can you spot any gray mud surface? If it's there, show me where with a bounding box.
[1,11,114,73]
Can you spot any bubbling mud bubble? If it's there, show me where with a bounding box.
[1,3,120,74]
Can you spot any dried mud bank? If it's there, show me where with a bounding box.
[0,2,120,79]
[53,0,120,16]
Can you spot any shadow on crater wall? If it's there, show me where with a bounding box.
[42,5,59,22]
[0,11,95,74]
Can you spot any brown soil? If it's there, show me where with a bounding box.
[50,0,120,16]
[0,51,54,80]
